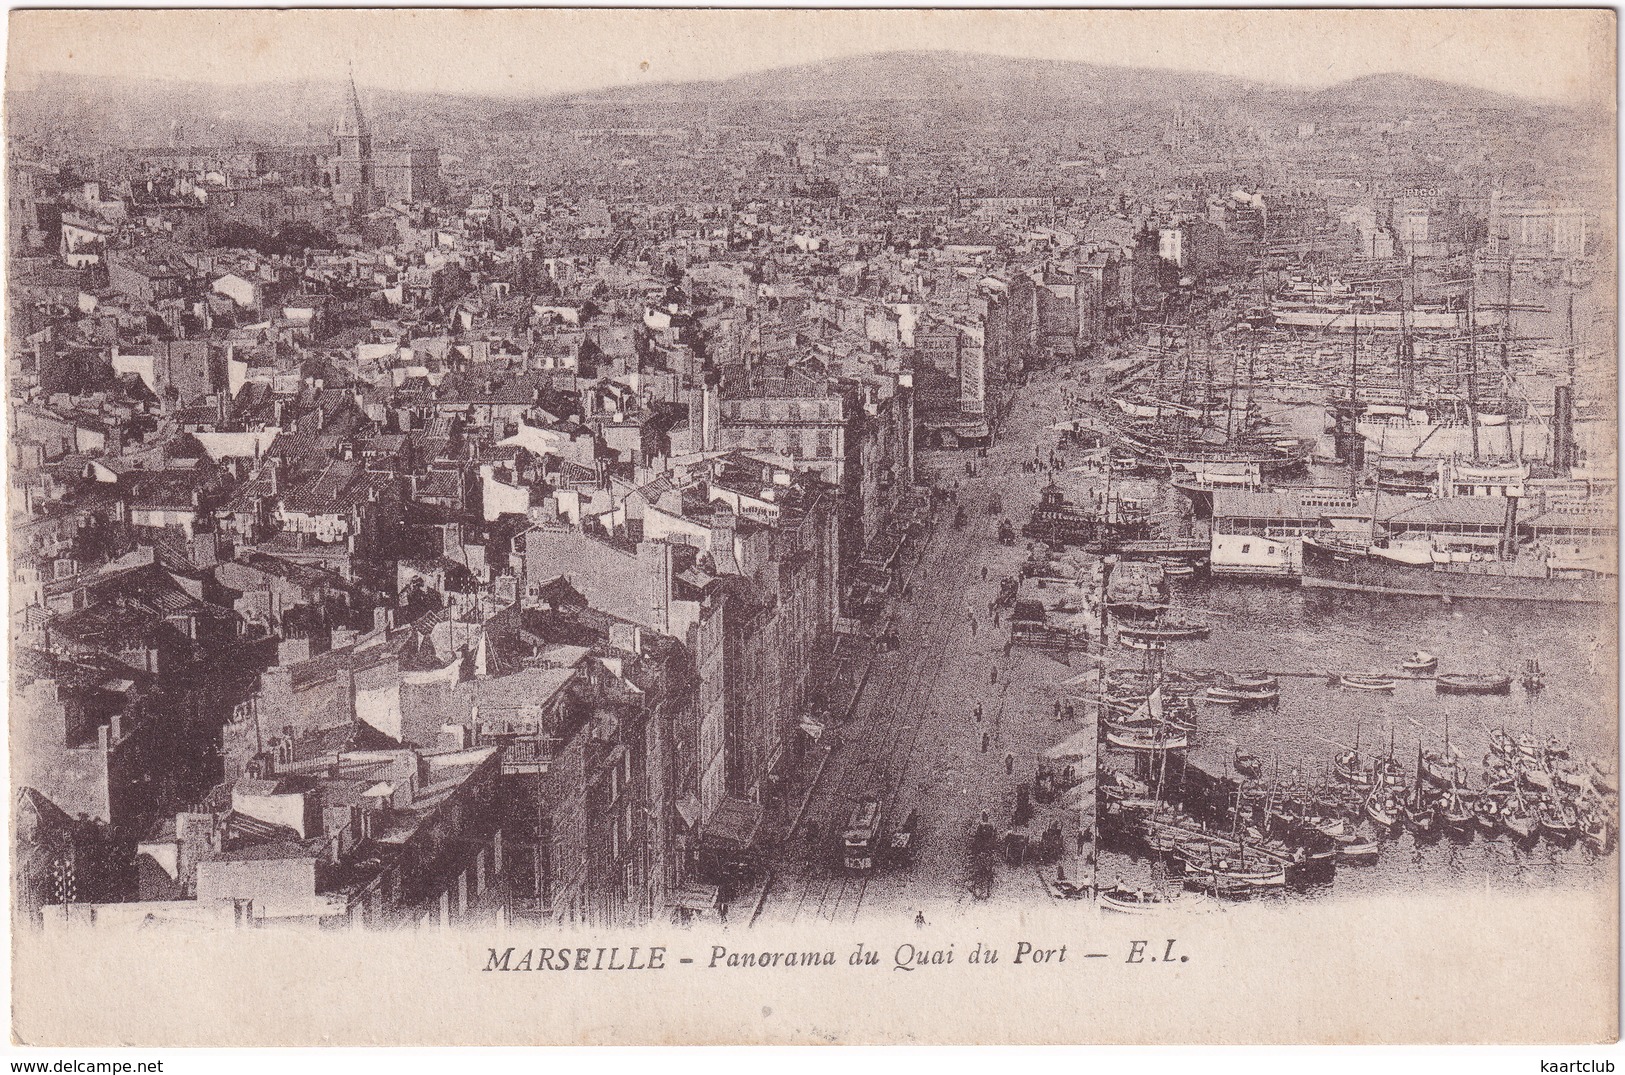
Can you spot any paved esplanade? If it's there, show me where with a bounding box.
[756,366,1097,925]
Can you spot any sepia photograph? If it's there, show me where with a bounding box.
[4,6,1618,1049]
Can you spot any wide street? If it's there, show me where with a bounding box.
[754,366,1097,926]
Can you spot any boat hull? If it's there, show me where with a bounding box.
[1302,540,1614,605]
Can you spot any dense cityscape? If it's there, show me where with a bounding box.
[9,49,1617,932]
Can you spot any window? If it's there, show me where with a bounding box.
[817,431,834,458]
[1241,544,1251,554]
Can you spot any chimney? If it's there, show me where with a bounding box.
[700,368,720,452]
[1553,384,1576,473]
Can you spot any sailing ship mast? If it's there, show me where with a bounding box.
[1466,275,1481,462]
[1399,257,1416,402]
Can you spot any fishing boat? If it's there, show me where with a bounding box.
[1106,725,1190,752]
[1436,673,1513,696]
[1420,750,1456,789]
[1474,793,1503,832]
[1220,672,1280,691]
[1180,871,1261,899]
[1489,728,1517,757]
[1580,808,1613,854]
[1180,856,1287,891]
[1364,788,1400,829]
[1334,750,1370,785]
[1544,737,1571,761]
[1233,750,1263,780]
[1374,753,1407,786]
[1402,651,1440,674]
[1336,838,1380,864]
[1501,796,1538,840]
[1538,799,1580,841]
[1440,792,1475,834]
[1330,673,1397,693]
[1334,727,1370,785]
[1098,883,1184,913]
[1105,714,1196,737]
[1205,684,1279,705]
[1552,761,1590,794]
[1118,621,1211,644]
[1518,763,1554,793]
[1403,792,1439,837]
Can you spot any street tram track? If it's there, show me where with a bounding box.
[784,464,1012,925]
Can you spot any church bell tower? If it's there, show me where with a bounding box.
[332,67,374,212]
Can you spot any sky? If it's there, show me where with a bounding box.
[5,8,1616,105]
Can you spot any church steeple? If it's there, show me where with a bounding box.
[334,64,370,142]
[331,63,374,211]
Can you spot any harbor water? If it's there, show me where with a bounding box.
[1099,574,1619,901]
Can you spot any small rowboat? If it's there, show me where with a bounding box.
[1098,884,1183,913]
[1335,839,1380,864]
[1436,673,1512,696]
[1233,750,1263,779]
[1402,651,1439,674]
[1330,673,1397,693]
[1118,621,1211,643]
[1181,858,1287,891]
[1221,672,1280,691]
[1205,685,1279,705]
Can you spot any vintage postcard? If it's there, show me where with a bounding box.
[6,7,1617,1047]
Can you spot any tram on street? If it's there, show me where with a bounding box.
[842,795,883,871]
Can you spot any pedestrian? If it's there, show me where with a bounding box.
[967,614,978,638]
[1054,700,1063,720]
[993,609,1001,628]
[914,911,926,928]
[974,703,983,723]
[989,666,997,685]
[981,566,988,581]
[1004,753,1014,776]
[981,732,990,754]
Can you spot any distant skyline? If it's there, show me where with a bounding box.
[7,8,1615,105]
